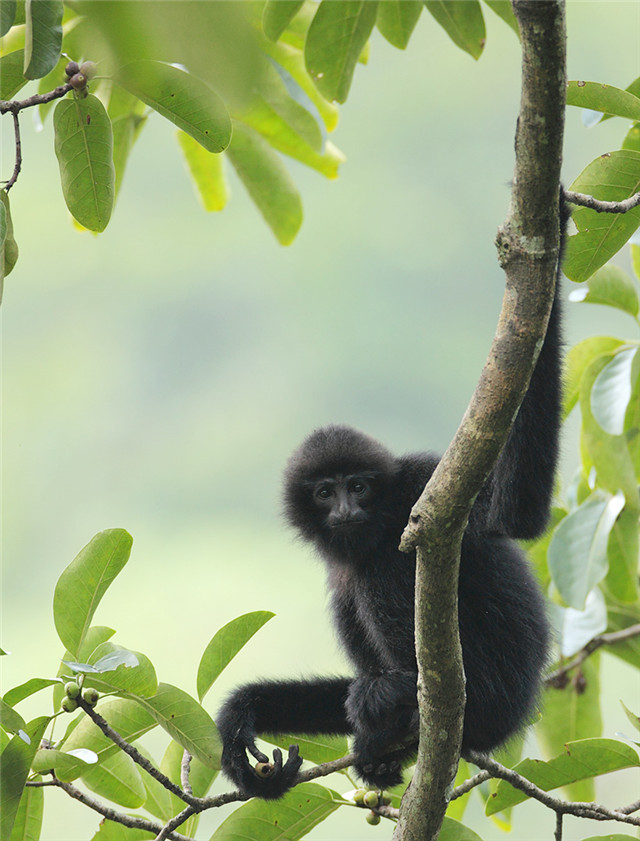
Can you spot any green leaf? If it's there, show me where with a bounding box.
[563,336,623,419]
[568,265,640,318]
[53,94,115,232]
[538,655,601,801]
[197,611,274,702]
[90,823,155,841]
[0,717,49,841]
[264,733,349,766]
[138,745,173,821]
[305,0,379,103]
[564,150,640,282]
[56,698,156,782]
[211,782,344,840]
[622,701,640,733]
[376,1,422,50]
[55,626,116,712]
[486,738,640,815]
[23,0,62,79]
[606,506,639,604]
[566,81,640,121]
[0,50,28,99]
[624,123,640,153]
[0,0,16,37]
[579,836,639,841]
[117,61,231,153]
[226,121,302,245]
[548,490,625,609]
[52,530,131,659]
[482,0,519,35]
[177,130,229,212]
[3,678,61,708]
[0,699,26,736]
[263,0,305,41]
[436,817,484,841]
[32,747,97,774]
[8,774,43,841]
[81,749,145,808]
[161,738,218,835]
[106,84,148,198]
[126,683,221,769]
[591,347,639,435]
[0,189,19,286]
[424,1,486,60]
[77,642,157,698]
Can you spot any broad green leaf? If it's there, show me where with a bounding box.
[522,507,566,591]
[0,0,16,37]
[211,782,344,840]
[486,738,640,814]
[117,61,231,153]
[622,701,640,733]
[0,50,28,99]
[0,189,19,286]
[566,81,640,121]
[53,94,115,232]
[57,698,156,781]
[81,749,145,808]
[32,747,97,774]
[548,490,624,609]
[0,717,49,841]
[197,610,274,702]
[0,699,26,736]
[568,265,640,318]
[580,836,638,841]
[376,1,422,50]
[606,506,639,604]
[53,530,131,658]
[305,0,379,103]
[3,678,61,708]
[591,347,639,435]
[424,1,486,60]
[436,817,484,841]
[482,0,519,35]
[260,38,339,132]
[539,656,601,801]
[264,733,349,766]
[55,626,116,712]
[90,823,155,841]
[107,84,147,197]
[66,642,158,698]
[23,0,62,79]
[226,121,302,245]
[8,774,43,841]
[263,0,304,41]
[161,738,218,836]
[623,122,640,153]
[177,130,229,212]
[126,683,221,769]
[564,150,640,282]
[555,589,607,657]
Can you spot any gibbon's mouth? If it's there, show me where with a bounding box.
[328,519,366,530]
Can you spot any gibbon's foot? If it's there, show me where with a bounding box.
[356,755,404,790]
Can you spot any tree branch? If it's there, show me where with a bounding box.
[545,623,640,687]
[563,189,640,213]
[393,3,567,840]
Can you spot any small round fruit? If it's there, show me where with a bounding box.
[65,60,80,78]
[254,762,274,778]
[83,688,99,707]
[69,72,87,90]
[61,696,78,713]
[366,811,381,825]
[64,681,81,699]
[79,61,96,80]
[363,790,380,808]
[353,789,367,805]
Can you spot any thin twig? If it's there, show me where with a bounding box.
[564,188,640,214]
[48,776,192,841]
[467,751,640,826]
[555,811,563,841]
[155,805,198,841]
[0,83,72,115]
[181,750,193,796]
[5,111,21,191]
[450,769,491,800]
[545,623,640,686]
[618,799,640,815]
[76,696,198,806]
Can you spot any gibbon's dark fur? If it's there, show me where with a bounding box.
[217,209,567,799]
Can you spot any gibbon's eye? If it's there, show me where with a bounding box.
[350,481,368,496]
[315,485,333,501]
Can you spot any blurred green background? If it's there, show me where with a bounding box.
[2,3,639,839]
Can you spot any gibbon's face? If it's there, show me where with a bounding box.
[311,474,376,532]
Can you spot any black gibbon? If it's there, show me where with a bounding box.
[217,209,566,799]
